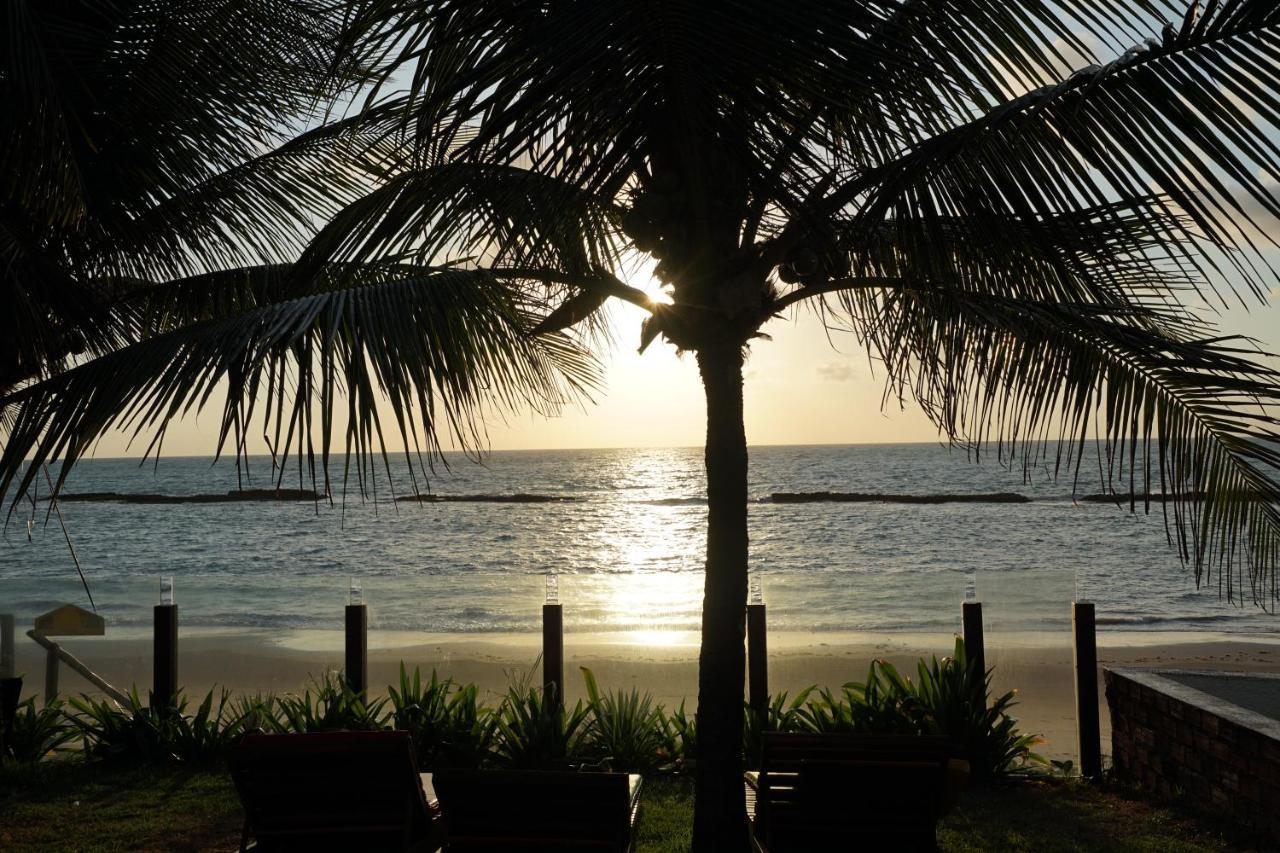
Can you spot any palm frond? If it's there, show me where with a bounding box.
[804,198,1210,336]
[804,0,1280,302]
[0,266,599,508]
[830,286,1280,605]
[299,161,623,274]
[0,0,373,388]
[2,0,355,232]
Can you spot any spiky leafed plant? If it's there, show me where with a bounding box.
[4,1,1280,849]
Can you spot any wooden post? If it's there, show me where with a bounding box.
[0,615,17,749]
[962,600,985,688]
[0,673,20,748]
[44,642,59,707]
[153,604,178,708]
[747,602,769,724]
[0,614,14,680]
[1073,601,1102,779]
[25,631,129,706]
[345,603,368,698]
[542,603,564,706]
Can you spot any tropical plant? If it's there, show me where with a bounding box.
[71,690,176,764]
[581,666,666,772]
[272,672,390,733]
[1,697,79,764]
[388,664,497,768]
[657,701,698,774]
[792,642,1043,780]
[743,688,812,770]
[165,689,255,766]
[432,681,499,769]
[910,639,1044,780]
[0,0,377,396]
[5,2,1280,848]
[797,666,920,736]
[70,687,248,765]
[492,685,590,770]
[233,694,283,736]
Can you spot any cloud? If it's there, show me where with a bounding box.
[816,362,856,382]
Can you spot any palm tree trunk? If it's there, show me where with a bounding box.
[692,343,750,851]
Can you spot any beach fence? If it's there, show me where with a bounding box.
[19,603,128,708]
[747,598,768,723]
[962,600,985,700]
[738,586,1103,778]
[1,612,20,745]
[957,593,1103,777]
[337,576,564,706]
[346,579,368,697]
[154,577,178,707]
[543,574,565,705]
[1072,601,1102,779]
[2,576,1105,778]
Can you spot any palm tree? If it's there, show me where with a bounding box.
[4,2,1280,849]
[0,0,391,395]
[0,0,597,469]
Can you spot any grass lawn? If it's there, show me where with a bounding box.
[0,763,1264,852]
[0,763,242,852]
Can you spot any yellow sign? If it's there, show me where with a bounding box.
[33,604,105,637]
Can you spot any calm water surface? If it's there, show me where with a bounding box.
[1,444,1276,641]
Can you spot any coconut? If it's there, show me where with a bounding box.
[787,246,821,278]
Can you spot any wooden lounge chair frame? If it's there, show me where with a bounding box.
[229,730,442,852]
[431,767,642,851]
[746,732,952,853]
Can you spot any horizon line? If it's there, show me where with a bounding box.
[67,438,966,462]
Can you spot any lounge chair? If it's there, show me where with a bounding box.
[431,768,642,851]
[745,732,953,852]
[229,731,443,852]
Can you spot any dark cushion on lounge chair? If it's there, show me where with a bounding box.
[748,732,951,853]
[432,768,642,852]
[230,731,441,852]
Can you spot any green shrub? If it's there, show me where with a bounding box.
[28,644,1037,781]
[580,667,665,772]
[744,688,812,769]
[166,689,251,765]
[2,697,79,764]
[70,688,247,765]
[792,639,1043,780]
[436,681,498,768]
[795,662,918,736]
[232,693,281,735]
[492,685,589,770]
[909,638,1044,780]
[71,690,180,764]
[272,672,390,733]
[656,700,697,773]
[848,660,925,733]
[389,664,497,769]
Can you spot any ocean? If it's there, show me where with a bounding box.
[1,443,1276,642]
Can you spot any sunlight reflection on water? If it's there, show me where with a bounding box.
[1,445,1275,639]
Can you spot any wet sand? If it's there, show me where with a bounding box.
[10,629,1280,761]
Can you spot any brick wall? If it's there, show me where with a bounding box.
[1105,668,1280,842]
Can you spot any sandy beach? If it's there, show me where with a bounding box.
[10,629,1280,761]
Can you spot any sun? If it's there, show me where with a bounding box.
[619,252,674,306]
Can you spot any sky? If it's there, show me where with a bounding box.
[87,296,951,458]
[85,278,1280,458]
[81,14,1280,460]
